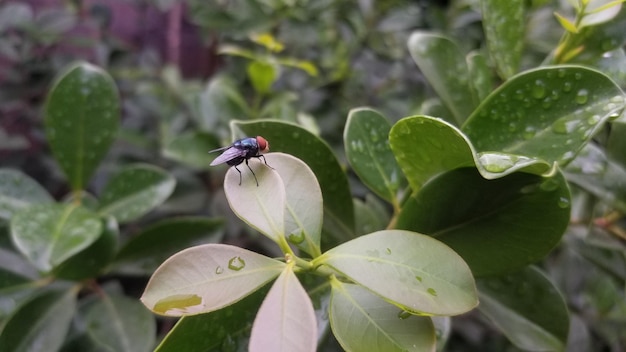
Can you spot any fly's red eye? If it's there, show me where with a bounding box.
[256,136,269,152]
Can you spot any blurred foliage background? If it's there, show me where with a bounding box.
[2,0,626,351]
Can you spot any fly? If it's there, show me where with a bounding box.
[209,136,274,186]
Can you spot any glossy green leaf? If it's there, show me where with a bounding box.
[389,116,551,192]
[477,266,569,351]
[247,61,277,94]
[163,131,220,169]
[114,216,223,275]
[141,244,285,316]
[97,164,176,223]
[0,267,31,291]
[467,51,494,103]
[463,66,625,165]
[353,196,389,236]
[0,289,76,352]
[344,108,404,205]
[84,293,156,352]
[0,168,53,220]
[396,168,571,277]
[315,230,478,315]
[44,62,119,191]
[53,216,118,280]
[224,157,285,243]
[155,285,269,352]
[10,203,102,272]
[481,0,525,78]
[408,32,476,125]
[330,280,436,352]
[231,120,354,243]
[249,266,317,352]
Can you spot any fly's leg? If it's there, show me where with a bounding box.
[245,159,259,186]
[259,155,275,170]
[234,165,243,185]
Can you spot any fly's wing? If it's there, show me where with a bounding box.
[210,147,246,166]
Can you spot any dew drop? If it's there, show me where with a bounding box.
[575,89,589,105]
[531,80,547,99]
[415,276,423,282]
[427,288,438,296]
[288,231,305,244]
[557,196,570,208]
[562,81,572,93]
[398,310,412,320]
[215,266,224,274]
[574,72,583,80]
[386,247,392,254]
[228,256,246,271]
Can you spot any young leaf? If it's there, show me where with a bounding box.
[97,164,176,223]
[481,0,525,79]
[10,203,102,272]
[396,168,571,277]
[223,158,286,243]
[0,289,77,352]
[84,293,156,352]
[330,280,436,352]
[477,266,569,351]
[408,32,476,125]
[344,108,404,206]
[266,153,323,257]
[114,216,223,276]
[44,62,119,191]
[247,61,277,94]
[249,266,317,352]
[0,168,53,220]
[315,230,478,316]
[141,244,285,316]
[462,66,626,166]
[231,120,355,243]
[467,51,494,103]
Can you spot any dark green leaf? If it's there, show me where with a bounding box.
[0,267,31,291]
[467,51,495,103]
[114,216,223,276]
[481,0,525,78]
[231,120,354,244]
[0,289,77,352]
[330,280,436,352]
[316,230,478,315]
[44,62,119,191]
[98,164,176,223]
[155,285,270,352]
[249,267,317,352]
[396,168,571,277]
[344,108,404,206]
[53,217,118,281]
[477,266,569,351]
[462,66,625,166]
[408,32,476,125]
[10,203,102,272]
[0,168,53,220]
[84,293,156,352]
